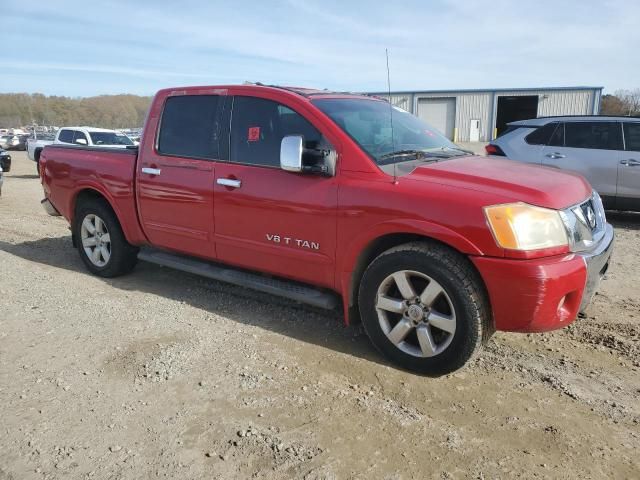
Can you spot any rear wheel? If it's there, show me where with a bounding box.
[358,241,491,375]
[35,150,42,176]
[74,199,138,277]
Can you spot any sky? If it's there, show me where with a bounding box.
[2,0,638,97]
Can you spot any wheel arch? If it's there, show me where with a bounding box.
[71,187,132,246]
[339,220,486,326]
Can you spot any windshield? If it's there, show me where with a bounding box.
[312,98,464,165]
[89,132,133,146]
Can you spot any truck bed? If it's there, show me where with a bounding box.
[40,144,147,244]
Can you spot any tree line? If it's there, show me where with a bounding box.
[0,89,637,130]
[600,89,640,116]
[0,93,152,129]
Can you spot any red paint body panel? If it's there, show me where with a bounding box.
[40,84,601,334]
[472,254,587,332]
[40,147,148,245]
[136,156,216,259]
[213,162,338,288]
[417,156,592,210]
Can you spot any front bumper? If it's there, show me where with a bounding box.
[472,224,614,333]
[577,223,614,312]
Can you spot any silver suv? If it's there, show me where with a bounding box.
[487,116,640,212]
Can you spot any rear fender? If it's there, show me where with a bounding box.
[70,182,146,245]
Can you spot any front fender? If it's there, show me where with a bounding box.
[337,219,486,324]
[340,218,484,274]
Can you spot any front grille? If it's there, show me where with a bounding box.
[563,192,607,252]
[578,199,598,233]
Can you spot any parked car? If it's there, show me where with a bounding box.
[0,147,11,172]
[27,132,56,174]
[39,84,613,375]
[487,116,640,212]
[15,134,29,151]
[0,134,20,150]
[54,127,134,148]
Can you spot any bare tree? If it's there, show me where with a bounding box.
[614,89,640,116]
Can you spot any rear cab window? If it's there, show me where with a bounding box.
[157,95,222,159]
[623,122,640,151]
[57,129,74,143]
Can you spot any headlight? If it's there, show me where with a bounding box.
[484,203,568,251]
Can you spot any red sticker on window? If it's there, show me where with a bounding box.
[248,126,260,141]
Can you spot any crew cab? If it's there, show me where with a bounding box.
[39,85,614,375]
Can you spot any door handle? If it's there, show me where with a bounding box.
[546,152,566,159]
[620,159,640,166]
[216,178,241,188]
[141,167,161,176]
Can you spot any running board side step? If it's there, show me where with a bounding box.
[137,248,339,310]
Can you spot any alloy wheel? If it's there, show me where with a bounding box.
[80,214,111,267]
[375,270,456,357]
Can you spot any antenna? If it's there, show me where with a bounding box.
[385,49,397,184]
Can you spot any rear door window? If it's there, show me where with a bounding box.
[157,95,222,159]
[58,129,74,143]
[547,122,564,147]
[564,122,622,150]
[623,123,640,151]
[525,122,559,145]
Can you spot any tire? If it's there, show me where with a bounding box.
[35,150,42,176]
[74,198,138,277]
[358,241,491,376]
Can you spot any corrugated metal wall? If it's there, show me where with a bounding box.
[489,89,597,142]
[368,88,601,142]
[383,94,412,112]
[411,92,491,142]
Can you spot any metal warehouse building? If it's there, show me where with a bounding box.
[366,86,603,142]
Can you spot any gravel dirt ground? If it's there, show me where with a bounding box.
[1,151,639,479]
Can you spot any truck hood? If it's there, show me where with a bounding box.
[406,156,592,210]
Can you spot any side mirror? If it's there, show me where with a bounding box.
[75,138,88,145]
[280,135,303,172]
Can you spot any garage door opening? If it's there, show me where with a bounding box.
[417,97,456,140]
[495,95,539,136]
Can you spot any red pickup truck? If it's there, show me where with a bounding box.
[40,84,614,375]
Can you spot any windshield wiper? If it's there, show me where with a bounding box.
[439,146,474,156]
[380,149,425,160]
[380,149,451,161]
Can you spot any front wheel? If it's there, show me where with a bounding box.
[358,242,491,376]
[74,199,138,277]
